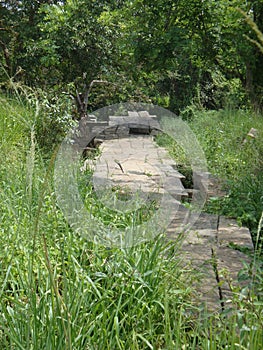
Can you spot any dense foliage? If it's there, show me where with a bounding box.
[1,0,263,112]
[0,1,263,347]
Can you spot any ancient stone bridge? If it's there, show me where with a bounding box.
[82,110,254,311]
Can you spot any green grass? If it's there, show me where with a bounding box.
[0,94,262,349]
[189,108,263,246]
[156,107,263,247]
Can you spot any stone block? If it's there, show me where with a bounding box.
[218,217,254,249]
[128,111,140,118]
[138,111,150,118]
[182,229,217,246]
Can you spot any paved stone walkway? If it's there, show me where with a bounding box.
[83,111,254,312]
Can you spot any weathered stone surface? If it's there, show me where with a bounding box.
[182,213,218,231]
[139,110,157,118]
[180,245,222,311]
[92,137,171,197]
[193,171,210,193]
[80,111,254,312]
[213,246,252,308]
[128,111,139,118]
[207,175,227,198]
[182,229,217,246]
[218,217,254,249]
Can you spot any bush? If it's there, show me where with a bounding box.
[34,89,74,154]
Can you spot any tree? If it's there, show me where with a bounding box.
[35,1,122,115]
[106,0,243,111]
[1,0,262,112]
[0,0,63,80]
[117,0,263,111]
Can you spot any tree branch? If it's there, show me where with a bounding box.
[74,78,117,120]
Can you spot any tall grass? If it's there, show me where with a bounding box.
[157,106,263,247]
[188,107,263,247]
[0,94,262,349]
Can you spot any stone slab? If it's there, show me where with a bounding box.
[182,229,217,246]
[180,245,222,311]
[218,217,254,250]
[213,246,252,307]
[80,124,254,312]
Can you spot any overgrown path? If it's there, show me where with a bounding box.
[84,111,254,311]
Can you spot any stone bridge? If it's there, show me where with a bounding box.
[81,110,254,311]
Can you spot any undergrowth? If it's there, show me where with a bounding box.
[0,94,262,349]
[189,107,263,247]
[156,106,263,247]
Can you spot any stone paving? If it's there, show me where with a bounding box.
[92,135,187,200]
[83,111,254,312]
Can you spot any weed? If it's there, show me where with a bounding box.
[0,94,262,349]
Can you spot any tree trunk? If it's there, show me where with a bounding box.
[73,79,114,120]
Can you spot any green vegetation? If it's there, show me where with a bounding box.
[0,93,262,349]
[1,0,263,348]
[1,0,263,113]
[190,108,263,243]
[78,167,160,230]
[156,107,263,246]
